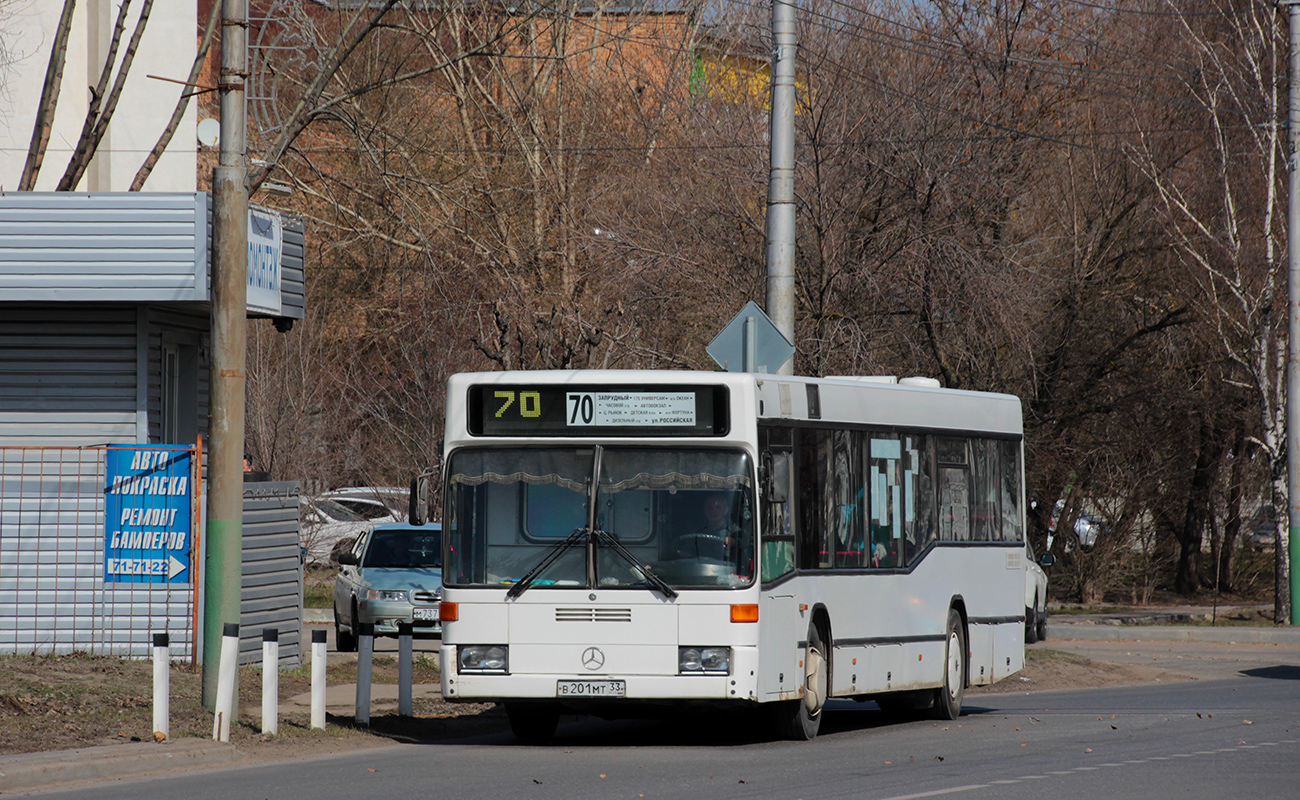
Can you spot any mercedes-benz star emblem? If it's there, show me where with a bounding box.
[581,647,605,671]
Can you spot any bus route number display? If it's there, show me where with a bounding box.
[470,385,726,436]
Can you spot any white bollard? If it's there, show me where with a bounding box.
[152,632,170,741]
[398,623,413,717]
[212,622,239,742]
[261,629,279,736]
[355,622,374,726]
[310,628,327,729]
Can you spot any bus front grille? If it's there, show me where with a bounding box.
[555,607,633,623]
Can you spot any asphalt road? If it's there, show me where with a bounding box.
[24,662,1299,800]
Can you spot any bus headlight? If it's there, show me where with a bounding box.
[679,646,730,674]
[459,645,509,673]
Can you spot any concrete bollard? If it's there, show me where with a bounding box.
[398,623,413,717]
[212,623,239,742]
[310,628,327,729]
[152,632,169,741]
[355,622,374,726]
[262,629,279,736]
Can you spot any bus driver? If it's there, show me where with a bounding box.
[675,491,742,562]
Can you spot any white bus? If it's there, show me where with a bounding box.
[437,370,1030,741]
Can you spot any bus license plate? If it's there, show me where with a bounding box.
[412,608,439,621]
[557,680,625,697]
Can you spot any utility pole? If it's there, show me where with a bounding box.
[766,0,797,376]
[1286,1,1300,625]
[204,0,249,706]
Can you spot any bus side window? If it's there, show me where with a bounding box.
[903,434,936,564]
[999,440,1023,542]
[867,435,903,569]
[937,437,970,541]
[971,438,1001,541]
[759,426,795,581]
[830,430,864,569]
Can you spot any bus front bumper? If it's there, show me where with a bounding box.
[441,644,759,702]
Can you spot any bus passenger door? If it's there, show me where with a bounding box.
[757,434,800,700]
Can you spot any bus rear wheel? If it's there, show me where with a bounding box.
[506,702,560,743]
[775,622,827,740]
[931,608,965,720]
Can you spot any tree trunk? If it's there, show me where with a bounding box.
[1175,419,1224,595]
[18,0,77,190]
[1217,423,1248,592]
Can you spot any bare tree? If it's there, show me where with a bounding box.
[1129,0,1289,619]
[130,0,221,190]
[56,0,154,191]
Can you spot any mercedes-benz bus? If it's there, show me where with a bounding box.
[437,370,1029,741]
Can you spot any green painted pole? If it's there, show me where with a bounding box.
[203,0,249,708]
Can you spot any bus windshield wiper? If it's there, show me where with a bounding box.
[506,527,586,599]
[593,528,678,599]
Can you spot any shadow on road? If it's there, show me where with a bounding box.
[1239,665,1300,681]
[337,698,963,748]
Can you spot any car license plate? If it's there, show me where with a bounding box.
[412,607,439,621]
[556,680,625,698]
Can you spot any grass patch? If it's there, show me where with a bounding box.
[1052,605,1137,615]
[1025,648,1095,667]
[0,650,466,757]
[304,581,333,609]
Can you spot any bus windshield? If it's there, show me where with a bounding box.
[445,447,754,590]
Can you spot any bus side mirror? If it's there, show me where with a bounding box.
[763,452,790,504]
[409,473,429,526]
[1038,553,1055,568]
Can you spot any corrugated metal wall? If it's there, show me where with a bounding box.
[0,193,209,302]
[0,306,139,445]
[280,216,306,321]
[0,445,196,657]
[241,481,303,667]
[1,193,304,320]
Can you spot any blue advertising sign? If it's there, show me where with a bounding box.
[104,445,193,584]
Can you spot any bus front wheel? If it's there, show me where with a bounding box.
[775,622,827,740]
[932,608,966,720]
[506,702,560,743]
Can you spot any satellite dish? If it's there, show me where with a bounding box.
[197,118,220,148]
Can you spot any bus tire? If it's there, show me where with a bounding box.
[775,622,827,740]
[1036,603,1048,642]
[506,702,559,743]
[335,607,356,653]
[932,608,965,720]
[1024,605,1038,644]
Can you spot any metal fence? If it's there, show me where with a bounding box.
[0,445,199,658]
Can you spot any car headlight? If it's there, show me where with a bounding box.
[679,646,730,674]
[458,645,508,673]
[365,589,408,602]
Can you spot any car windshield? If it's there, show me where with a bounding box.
[363,529,443,568]
[445,447,754,589]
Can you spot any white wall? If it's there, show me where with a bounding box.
[0,0,197,192]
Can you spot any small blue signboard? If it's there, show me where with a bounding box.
[104,445,193,584]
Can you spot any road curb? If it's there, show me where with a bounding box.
[0,738,237,793]
[1048,623,1300,644]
